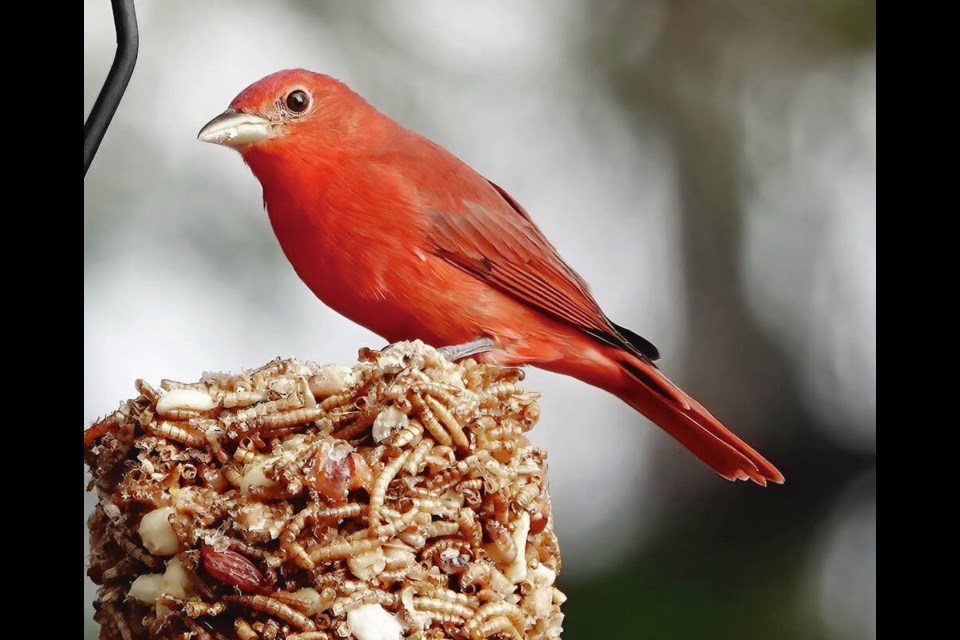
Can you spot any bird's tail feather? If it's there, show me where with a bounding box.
[612,352,784,486]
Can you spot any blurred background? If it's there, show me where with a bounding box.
[84,1,875,638]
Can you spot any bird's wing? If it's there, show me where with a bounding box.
[430,178,660,361]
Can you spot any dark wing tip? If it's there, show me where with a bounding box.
[611,322,661,361]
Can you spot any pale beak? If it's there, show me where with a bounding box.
[197,109,272,148]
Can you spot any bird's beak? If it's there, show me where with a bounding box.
[197,109,272,148]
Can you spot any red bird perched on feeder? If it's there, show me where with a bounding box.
[199,69,783,486]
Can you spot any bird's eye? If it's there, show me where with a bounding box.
[285,90,310,114]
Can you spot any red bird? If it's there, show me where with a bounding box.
[199,69,782,485]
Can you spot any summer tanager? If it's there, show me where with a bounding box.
[199,69,782,485]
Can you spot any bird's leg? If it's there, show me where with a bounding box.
[438,337,495,362]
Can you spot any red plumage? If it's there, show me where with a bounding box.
[200,69,783,486]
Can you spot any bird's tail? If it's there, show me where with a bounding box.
[609,350,784,486]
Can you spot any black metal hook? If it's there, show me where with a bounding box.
[83,0,139,177]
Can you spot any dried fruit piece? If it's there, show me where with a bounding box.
[200,546,265,593]
[349,452,373,491]
[311,441,353,504]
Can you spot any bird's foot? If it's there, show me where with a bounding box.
[438,338,495,362]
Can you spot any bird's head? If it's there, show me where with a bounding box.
[198,69,371,159]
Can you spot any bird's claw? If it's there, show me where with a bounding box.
[438,338,495,362]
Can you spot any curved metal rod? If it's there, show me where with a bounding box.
[83,0,139,177]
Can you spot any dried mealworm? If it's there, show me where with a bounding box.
[158,380,197,392]
[222,465,243,488]
[459,562,492,594]
[427,450,492,491]
[180,617,216,640]
[413,596,475,621]
[110,527,162,570]
[512,481,540,511]
[252,619,281,637]
[407,380,462,402]
[479,382,520,403]
[464,602,526,640]
[422,537,466,564]
[427,444,456,470]
[458,508,483,548]
[309,537,380,563]
[222,389,269,409]
[233,437,257,464]
[202,428,231,465]
[159,409,203,421]
[269,590,315,614]
[312,569,349,590]
[281,540,312,569]
[423,520,460,539]
[181,599,228,618]
[392,417,424,448]
[135,379,160,404]
[377,566,413,583]
[224,594,316,631]
[330,589,397,616]
[370,506,420,538]
[224,536,273,561]
[254,407,322,431]
[330,406,378,440]
[368,449,411,524]
[382,546,416,576]
[233,618,258,640]
[538,528,562,573]
[100,560,134,582]
[423,394,470,449]
[474,615,523,640]
[522,402,540,425]
[315,503,365,522]
[428,586,477,607]
[249,359,285,378]
[478,420,524,447]
[403,436,434,475]
[147,421,206,448]
[319,391,354,411]
[238,396,304,420]
[414,395,453,446]
[166,511,195,548]
[411,495,448,516]
[281,503,316,543]
[457,478,484,493]
[102,602,133,640]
